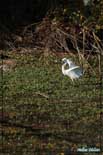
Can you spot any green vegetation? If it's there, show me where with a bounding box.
[0,51,103,154]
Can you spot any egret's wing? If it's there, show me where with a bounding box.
[75,68,83,77]
[72,67,83,77]
[67,66,83,78]
[67,66,80,71]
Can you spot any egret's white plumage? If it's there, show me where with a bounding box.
[62,58,83,81]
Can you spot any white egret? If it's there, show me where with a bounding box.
[62,58,83,81]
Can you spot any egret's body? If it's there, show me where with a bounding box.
[62,58,83,81]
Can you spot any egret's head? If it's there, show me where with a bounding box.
[62,58,74,67]
[62,58,67,63]
[62,58,72,63]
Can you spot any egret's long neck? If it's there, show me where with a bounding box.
[67,60,73,67]
[62,63,67,75]
[67,60,70,67]
[67,60,75,68]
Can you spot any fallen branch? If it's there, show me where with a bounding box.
[35,91,49,99]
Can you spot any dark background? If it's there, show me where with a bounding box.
[0,0,86,27]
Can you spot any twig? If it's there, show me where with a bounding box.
[92,32,103,76]
[35,91,49,99]
[23,22,41,35]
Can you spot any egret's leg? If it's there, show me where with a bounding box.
[71,78,74,84]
